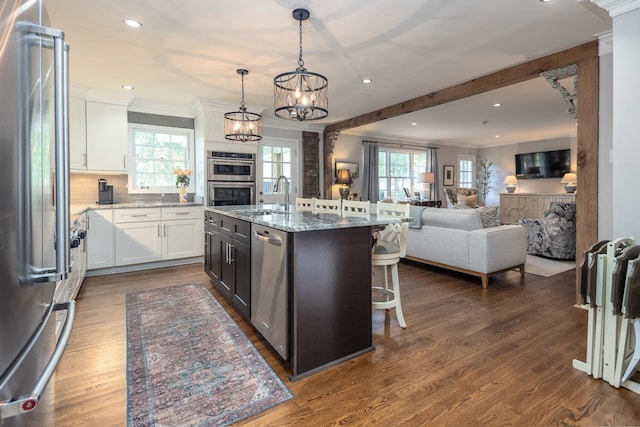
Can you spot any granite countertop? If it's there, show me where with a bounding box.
[71,202,203,216]
[207,204,408,233]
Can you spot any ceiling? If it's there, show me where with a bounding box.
[45,0,611,148]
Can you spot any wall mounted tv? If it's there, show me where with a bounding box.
[515,149,571,179]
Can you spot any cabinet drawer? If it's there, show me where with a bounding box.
[162,206,202,221]
[219,216,250,244]
[114,208,161,223]
[205,211,219,229]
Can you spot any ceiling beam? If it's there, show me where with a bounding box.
[323,40,598,134]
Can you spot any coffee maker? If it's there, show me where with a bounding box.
[98,178,114,204]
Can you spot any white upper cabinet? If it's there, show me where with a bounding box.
[69,96,87,170]
[86,101,128,172]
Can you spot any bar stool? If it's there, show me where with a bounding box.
[315,198,342,213]
[295,197,315,210]
[342,199,370,216]
[372,202,410,328]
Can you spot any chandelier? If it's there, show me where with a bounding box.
[274,8,328,121]
[224,69,262,142]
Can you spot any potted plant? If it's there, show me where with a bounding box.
[476,159,494,206]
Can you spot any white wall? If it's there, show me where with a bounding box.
[611,8,640,241]
[598,49,614,240]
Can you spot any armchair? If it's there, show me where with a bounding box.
[518,202,576,260]
[443,187,478,208]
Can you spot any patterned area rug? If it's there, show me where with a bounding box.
[126,283,292,426]
[525,254,576,277]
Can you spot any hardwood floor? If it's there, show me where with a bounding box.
[52,262,640,426]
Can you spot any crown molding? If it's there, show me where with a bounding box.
[597,31,614,55]
[591,0,640,17]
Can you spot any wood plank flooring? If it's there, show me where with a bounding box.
[52,261,640,426]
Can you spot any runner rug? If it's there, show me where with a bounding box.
[126,283,292,426]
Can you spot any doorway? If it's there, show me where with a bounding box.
[256,137,299,205]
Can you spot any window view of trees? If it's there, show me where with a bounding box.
[130,125,193,192]
[378,150,426,200]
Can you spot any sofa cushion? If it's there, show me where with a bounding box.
[478,206,500,228]
[421,207,483,231]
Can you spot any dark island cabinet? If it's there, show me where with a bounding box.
[204,211,251,320]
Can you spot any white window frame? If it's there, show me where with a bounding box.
[458,154,475,188]
[378,148,427,201]
[127,123,195,194]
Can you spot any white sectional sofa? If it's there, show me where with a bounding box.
[405,207,527,288]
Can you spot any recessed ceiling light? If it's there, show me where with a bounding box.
[121,84,134,90]
[362,78,373,84]
[493,103,502,107]
[123,18,142,28]
[495,134,501,138]
[411,122,417,126]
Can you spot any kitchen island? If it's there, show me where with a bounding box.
[205,204,403,380]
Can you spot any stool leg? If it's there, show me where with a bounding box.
[391,263,406,328]
[383,265,390,302]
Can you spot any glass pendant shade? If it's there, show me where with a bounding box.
[224,69,262,142]
[274,8,328,121]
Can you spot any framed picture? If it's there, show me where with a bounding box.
[335,161,359,179]
[443,165,455,186]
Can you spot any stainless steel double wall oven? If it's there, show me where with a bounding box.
[207,151,256,206]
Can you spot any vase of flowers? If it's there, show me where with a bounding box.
[174,168,192,203]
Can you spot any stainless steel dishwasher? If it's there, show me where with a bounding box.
[251,224,289,360]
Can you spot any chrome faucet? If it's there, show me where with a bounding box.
[273,175,290,210]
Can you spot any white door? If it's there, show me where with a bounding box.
[257,138,299,204]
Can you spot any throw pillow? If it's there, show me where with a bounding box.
[478,206,500,228]
[456,193,478,208]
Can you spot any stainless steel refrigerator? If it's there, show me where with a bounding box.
[0,0,74,425]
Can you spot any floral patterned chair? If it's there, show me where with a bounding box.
[518,202,576,260]
[443,187,478,208]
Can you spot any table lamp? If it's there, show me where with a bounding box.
[335,169,353,199]
[417,172,435,200]
[504,175,518,193]
[561,172,577,193]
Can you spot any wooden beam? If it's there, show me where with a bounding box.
[576,55,599,304]
[324,41,598,134]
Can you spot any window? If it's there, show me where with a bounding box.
[260,144,293,196]
[128,123,194,193]
[458,155,475,188]
[378,149,427,200]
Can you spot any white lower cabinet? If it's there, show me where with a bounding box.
[87,209,115,269]
[162,219,202,260]
[112,206,202,267]
[115,221,163,266]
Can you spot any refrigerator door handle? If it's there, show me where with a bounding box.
[29,26,70,283]
[0,302,76,420]
[54,33,71,279]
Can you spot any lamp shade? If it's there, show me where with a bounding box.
[336,169,353,185]
[417,172,435,184]
[561,173,577,184]
[504,175,518,193]
[504,175,518,185]
[335,169,353,185]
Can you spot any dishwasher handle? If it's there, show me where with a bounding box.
[254,231,283,246]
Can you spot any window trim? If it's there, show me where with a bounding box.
[127,123,195,194]
[378,147,427,201]
[457,154,476,189]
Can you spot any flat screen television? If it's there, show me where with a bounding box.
[515,149,570,179]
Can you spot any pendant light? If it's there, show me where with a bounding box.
[224,69,262,142]
[274,8,328,121]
